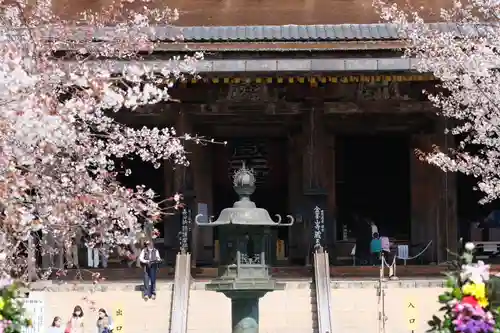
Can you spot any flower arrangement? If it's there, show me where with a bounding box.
[429,242,498,333]
[0,276,31,333]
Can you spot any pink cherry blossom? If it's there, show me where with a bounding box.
[0,0,205,279]
[374,0,500,204]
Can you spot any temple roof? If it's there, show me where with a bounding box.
[178,22,493,42]
[59,23,487,43]
[179,23,421,42]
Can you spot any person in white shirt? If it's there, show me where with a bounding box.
[139,240,162,300]
[368,219,378,236]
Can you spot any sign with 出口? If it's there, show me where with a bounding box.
[406,297,418,332]
[114,304,124,333]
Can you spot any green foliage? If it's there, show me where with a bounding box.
[0,281,31,333]
[429,270,461,332]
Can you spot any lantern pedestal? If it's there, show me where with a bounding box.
[195,163,294,333]
[230,293,261,333]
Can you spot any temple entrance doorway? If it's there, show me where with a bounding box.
[335,134,411,262]
[212,138,289,263]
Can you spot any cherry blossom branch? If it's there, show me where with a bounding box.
[0,0,206,282]
[374,0,500,203]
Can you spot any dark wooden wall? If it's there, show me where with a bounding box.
[54,0,455,25]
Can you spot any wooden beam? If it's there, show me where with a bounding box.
[208,124,293,137]
[110,101,435,128]
[324,113,435,134]
[188,101,434,116]
[149,41,406,52]
[324,101,434,114]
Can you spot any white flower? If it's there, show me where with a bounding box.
[0,273,13,289]
[465,242,475,251]
[461,261,490,284]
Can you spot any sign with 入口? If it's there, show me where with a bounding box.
[406,297,417,332]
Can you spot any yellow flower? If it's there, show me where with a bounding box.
[478,297,489,308]
[0,297,6,311]
[462,283,489,307]
[463,283,486,298]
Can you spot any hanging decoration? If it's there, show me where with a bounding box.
[180,74,435,86]
[228,140,269,186]
[313,206,325,249]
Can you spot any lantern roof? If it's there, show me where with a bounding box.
[195,162,293,227]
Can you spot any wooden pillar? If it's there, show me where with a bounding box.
[410,134,438,262]
[163,159,175,263]
[192,143,214,265]
[301,104,329,265]
[41,232,54,269]
[442,165,458,260]
[287,134,303,264]
[173,109,197,264]
[326,135,337,246]
[410,124,458,263]
[27,234,36,281]
[434,120,458,260]
[302,105,327,194]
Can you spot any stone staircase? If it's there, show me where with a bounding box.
[186,281,315,333]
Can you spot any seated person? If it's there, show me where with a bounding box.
[370,232,382,265]
[380,235,391,259]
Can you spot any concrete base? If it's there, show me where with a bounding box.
[30,279,448,333]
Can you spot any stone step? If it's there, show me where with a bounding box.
[48,263,488,282]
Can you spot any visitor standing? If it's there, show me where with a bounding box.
[368,219,378,236]
[48,317,64,333]
[66,306,84,333]
[139,240,162,300]
[370,232,382,266]
[86,245,99,268]
[65,230,81,268]
[96,308,114,333]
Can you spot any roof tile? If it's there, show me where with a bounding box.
[288,25,299,40]
[57,22,493,43]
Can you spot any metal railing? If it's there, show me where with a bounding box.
[170,252,191,333]
[313,248,333,333]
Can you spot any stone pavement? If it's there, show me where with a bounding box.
[29,279,446,333]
